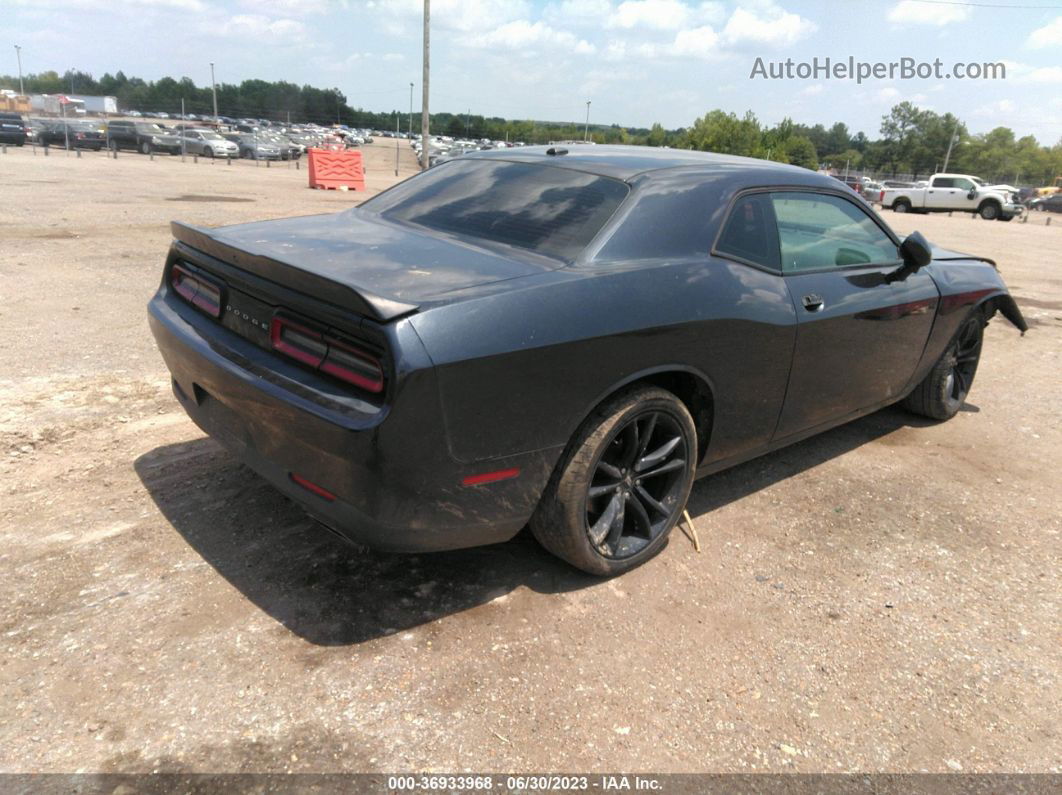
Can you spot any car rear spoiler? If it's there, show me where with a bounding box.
[169,221,420,323]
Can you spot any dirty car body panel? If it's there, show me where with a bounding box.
[147,146,1026,553]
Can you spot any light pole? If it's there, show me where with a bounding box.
[584,100,591,142]
[420,0,430,170]
[942,121,960,173]
[408,81,413,137]
[210,62,218,124]
[14,45,24,95]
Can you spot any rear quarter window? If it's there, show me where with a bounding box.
[365,159,630,262]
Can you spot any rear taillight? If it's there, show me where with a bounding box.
[879,190,885,202]
[170,263,222,317]
[269,315,385,394]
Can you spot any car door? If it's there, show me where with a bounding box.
[924,177,959,209]
[949,177,978,210]
[769,190,939,440]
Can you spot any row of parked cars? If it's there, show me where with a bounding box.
[0,113,372,161]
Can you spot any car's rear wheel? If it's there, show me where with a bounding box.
[531,386,696,576]
[140,141,151,155]
[903,312,984,421]
[893,199,911,213]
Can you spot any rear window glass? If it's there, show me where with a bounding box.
[364,159,630,262]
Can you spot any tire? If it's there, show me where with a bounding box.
[109,140,118,152]
[206,148,215,159]
[893,199,911,213]
[140,141,151,155]
[530,386,697,576]
[979,202,1000,220]
[902,312,984,421]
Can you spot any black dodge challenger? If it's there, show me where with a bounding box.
[148,146,1027,575]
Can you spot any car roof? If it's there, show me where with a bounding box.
[460,144,828,184]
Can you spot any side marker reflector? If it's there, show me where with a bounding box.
[462,468,520,487]
[289,472,336,502]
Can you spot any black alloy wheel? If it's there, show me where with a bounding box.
[531,385,697,575]
[903,312,984,421]
[586,410,689,559]
[942,316,983,415]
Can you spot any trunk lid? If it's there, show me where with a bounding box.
[172,210,558,322]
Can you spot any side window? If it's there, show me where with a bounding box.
[953,178,974,191]
[932,177,955,188]
[770,192,899,272]
[715,193,779,269]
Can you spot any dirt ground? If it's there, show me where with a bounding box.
[0,142,1059,774]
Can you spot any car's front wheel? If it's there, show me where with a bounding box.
[140,141,151,155]
[531,386,697,576]
[903,312,984,421]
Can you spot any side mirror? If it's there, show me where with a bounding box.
[900,231,933,269]
[967,190,977,200]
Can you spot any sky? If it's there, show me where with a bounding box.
[5,0,1062,144]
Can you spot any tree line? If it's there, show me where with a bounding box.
[3,69,1059,187]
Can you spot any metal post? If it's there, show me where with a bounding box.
[584,100,590,142]
[942,121,959,173]
[210,62,218,125]
[181,98,186,161]
[395,112,400,176]
[420,0,430,170]
[62,102,69,153]
[14,45,24,96]
[409,82,413,137]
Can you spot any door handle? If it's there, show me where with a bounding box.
[802,294,825,312]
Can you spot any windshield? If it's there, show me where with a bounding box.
[364,159,630,262]
[136,123,168,133]
[200,132,223,140]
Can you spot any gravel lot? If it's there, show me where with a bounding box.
[1,143,1059,774]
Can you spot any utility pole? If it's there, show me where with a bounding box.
[408,81,413,137]
[420,0,430,170]
[942,120,959,173]
[210,62,218,124]
[465,108,470,138]
[14,45,24,95]
[584,100,591,142]
[394,111,399,176]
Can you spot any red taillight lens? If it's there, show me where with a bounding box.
[320,337,385,393]
[170,264,221,317]
[879,190,885,202]
[270,316,327,367]
[269,315,384,394]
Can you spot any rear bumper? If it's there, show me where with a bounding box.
[148,291,556,552]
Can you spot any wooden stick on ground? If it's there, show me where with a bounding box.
[680,509,700,552]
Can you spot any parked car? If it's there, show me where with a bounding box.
[23,118,46,144]
[261,133,301,160]
[223,133,281,160]
[862,180,883,202]
[880,173,1024,221]
[0,111,27,146]
[39,120,105,150]
[181,128,239,158]
[148,146,1027,576]
[107,121,183,155]
[1027,193,1062,213]
[882,180,916,189]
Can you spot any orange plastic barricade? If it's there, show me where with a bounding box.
[307,147,366,191]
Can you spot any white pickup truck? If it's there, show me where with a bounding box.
[879,173,1024,221]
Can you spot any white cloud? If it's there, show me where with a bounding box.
[877,86,901,101]
[800,83,824,96]
[722,5,816,47]
[607,0,724,31]
[1027,15,1062,48]
[887,0,969,26]
[609,0,694,30]
[468,20,592,54]
[974,99,1016,117]
[10,0,206,7]
[206,14,308,43]
[239,0,321,15]
[672,25,721,59]
[1024,65,1062,83]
